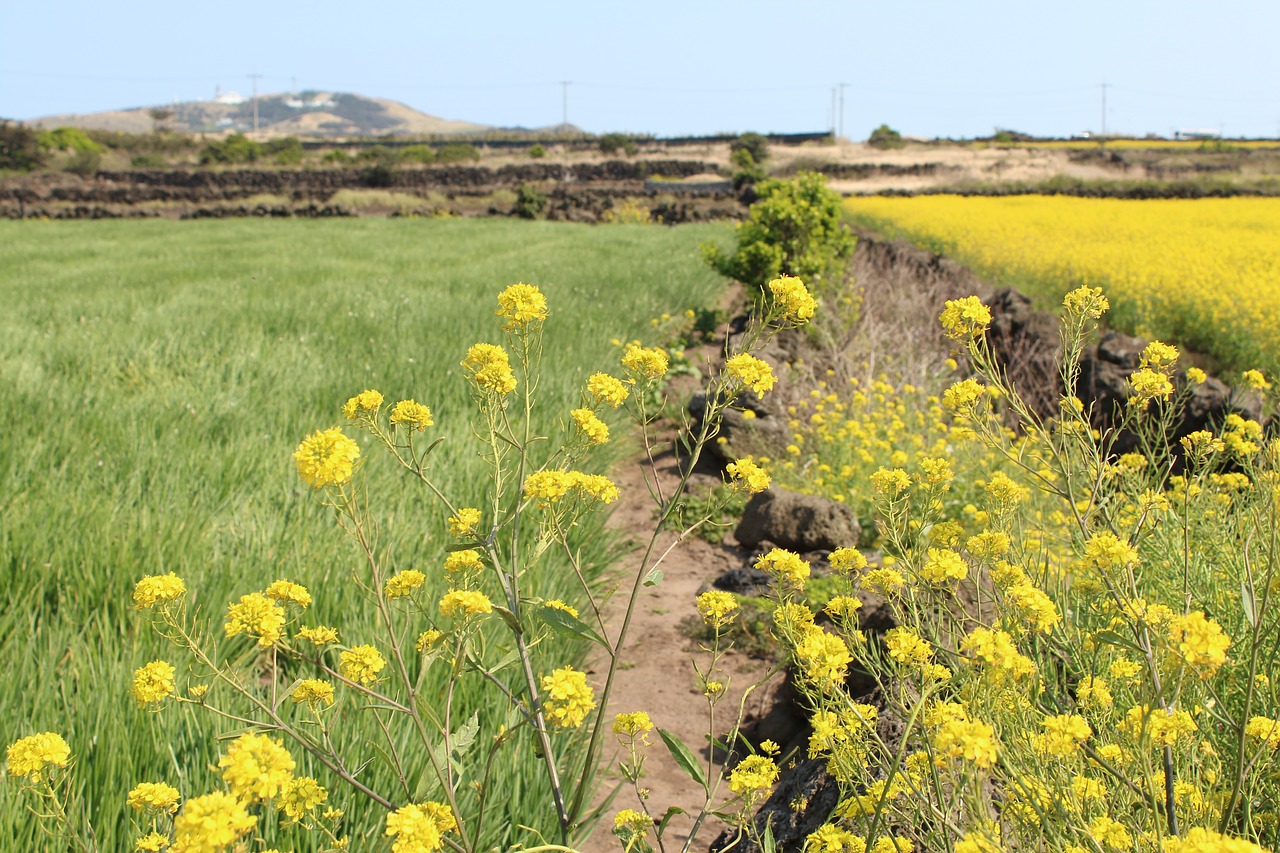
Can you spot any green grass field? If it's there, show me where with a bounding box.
[0,218,728,849]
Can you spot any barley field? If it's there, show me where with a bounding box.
[0,218,728,849]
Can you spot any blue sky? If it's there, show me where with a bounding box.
[4,0,1278,139]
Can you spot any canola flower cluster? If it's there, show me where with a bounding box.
[846,195,1280,373]
[749,284,1280,853]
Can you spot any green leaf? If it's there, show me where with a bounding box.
[1242,579,1258,628]
[656,806,686,838]
[658,727,708,790]
[762,821,777,853]
[492,605,522,635]
[451,711,480,759]
[643,569,664,588]
[1091,630,1140,654]
[541,605,609,648]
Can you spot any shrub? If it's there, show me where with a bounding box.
[703,171,856,292]
[37,127,102,155]
[322,149,352,165]
[513,183,547,219]
[199,133,262,165]
[729,147,767,189]
[399,144,436,165]
[598,133,636,156]
[528,143,546,159]
[0,120,46,171]
[730,132,769,165]
[63,149,101,178]
[130,153,168,169]
[436,143,480,164]
[265,136,304,165]
[867,123,904,150]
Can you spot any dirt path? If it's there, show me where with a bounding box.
[581,437,781,853]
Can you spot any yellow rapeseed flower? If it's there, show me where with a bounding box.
[768,275,817,324]
[611,711,654,739]
[920,547,967,584]
[725,353,777,398]
[443,549,484,574]
[294,427,360,488]
[1166,611,1231,677]
[726,456,771,494]
[128,781,181,813]
[462,343,518,395]
[571,407,610,445]
[960,627,1036,682]
[280,776,327,821]
[755,547,810,586]
[224,592,286,647]
[384,569,427,599]
[448,507,482,536]
[621,343,669,380]
[695,590,739,629]
[264,579,312,608]
[541,666,596,729]
[438,589,493,619]
[217,732,295,802]
[131,660,176,707]
[339,644,387,685]
[586,372,630,408]
[728,754,780,796]
[390,399,435,430]
[342,389,383,420]
[172,791,257,852]
[938,296,992,340]
[793,626,853,686]
[1032,714,1092,758]
[496,282,549,329]
[296,625,340,646]
[292,679,335,707]
[1244,716,1280,750]
[133,572,187,610]
[5,732,70,781]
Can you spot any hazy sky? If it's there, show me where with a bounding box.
[4,0,1278,139]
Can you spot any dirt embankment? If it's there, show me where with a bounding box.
[0,160,745,222]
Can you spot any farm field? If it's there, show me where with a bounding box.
[845,195,1280,373]
[0,218,729,849]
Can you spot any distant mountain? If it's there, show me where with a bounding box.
[31,92,490,138]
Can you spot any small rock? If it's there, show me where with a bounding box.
[735,488,860,553]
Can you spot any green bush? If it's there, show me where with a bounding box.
[436,143,481,164]
[528,143,546,159]
[598,133,636,156]
[730,132,769,165]
[64,149,101,178]
[322,149,352,165]
[729,147,767,189]
[867,123,905,150]
[130,153,168,169]
[399,144,436,165]
[199,133,263,165]
[0,121,45,171]
[702,171,856,291]
[37,127,103,155]
[265,136,303,165]
[513,183,548,219]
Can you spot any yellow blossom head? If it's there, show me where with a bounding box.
[6,732,71,781]
[390,399,435,430]
[767,275,817,325]
[541,666,596,729]
[462,343,518,395]
[496,282,549,329]
[294,427,360,489]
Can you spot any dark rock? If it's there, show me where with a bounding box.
[735,488,861,553]
[710,757,840,853]
[710,567,773,597]
[688,390,790,465]
[986,287,1062,418]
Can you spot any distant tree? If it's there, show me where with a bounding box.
[730,132,769,164]
[399,144,436,165]
[598,133,636,156]
[868,124,905,150]
[528,143,546,159]
[435,143,480,164]
[199,133,263,165]
[149,108,174,134]
[0,121,47,171]
[513,183,548,219]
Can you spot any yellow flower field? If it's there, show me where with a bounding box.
[846,195,1280,372]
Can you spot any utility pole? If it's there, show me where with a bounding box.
[839,82,849,142]
[831,87,837,137]
[559,81,571,129]
[1100,82,1109,137]
[249,73,263,135]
